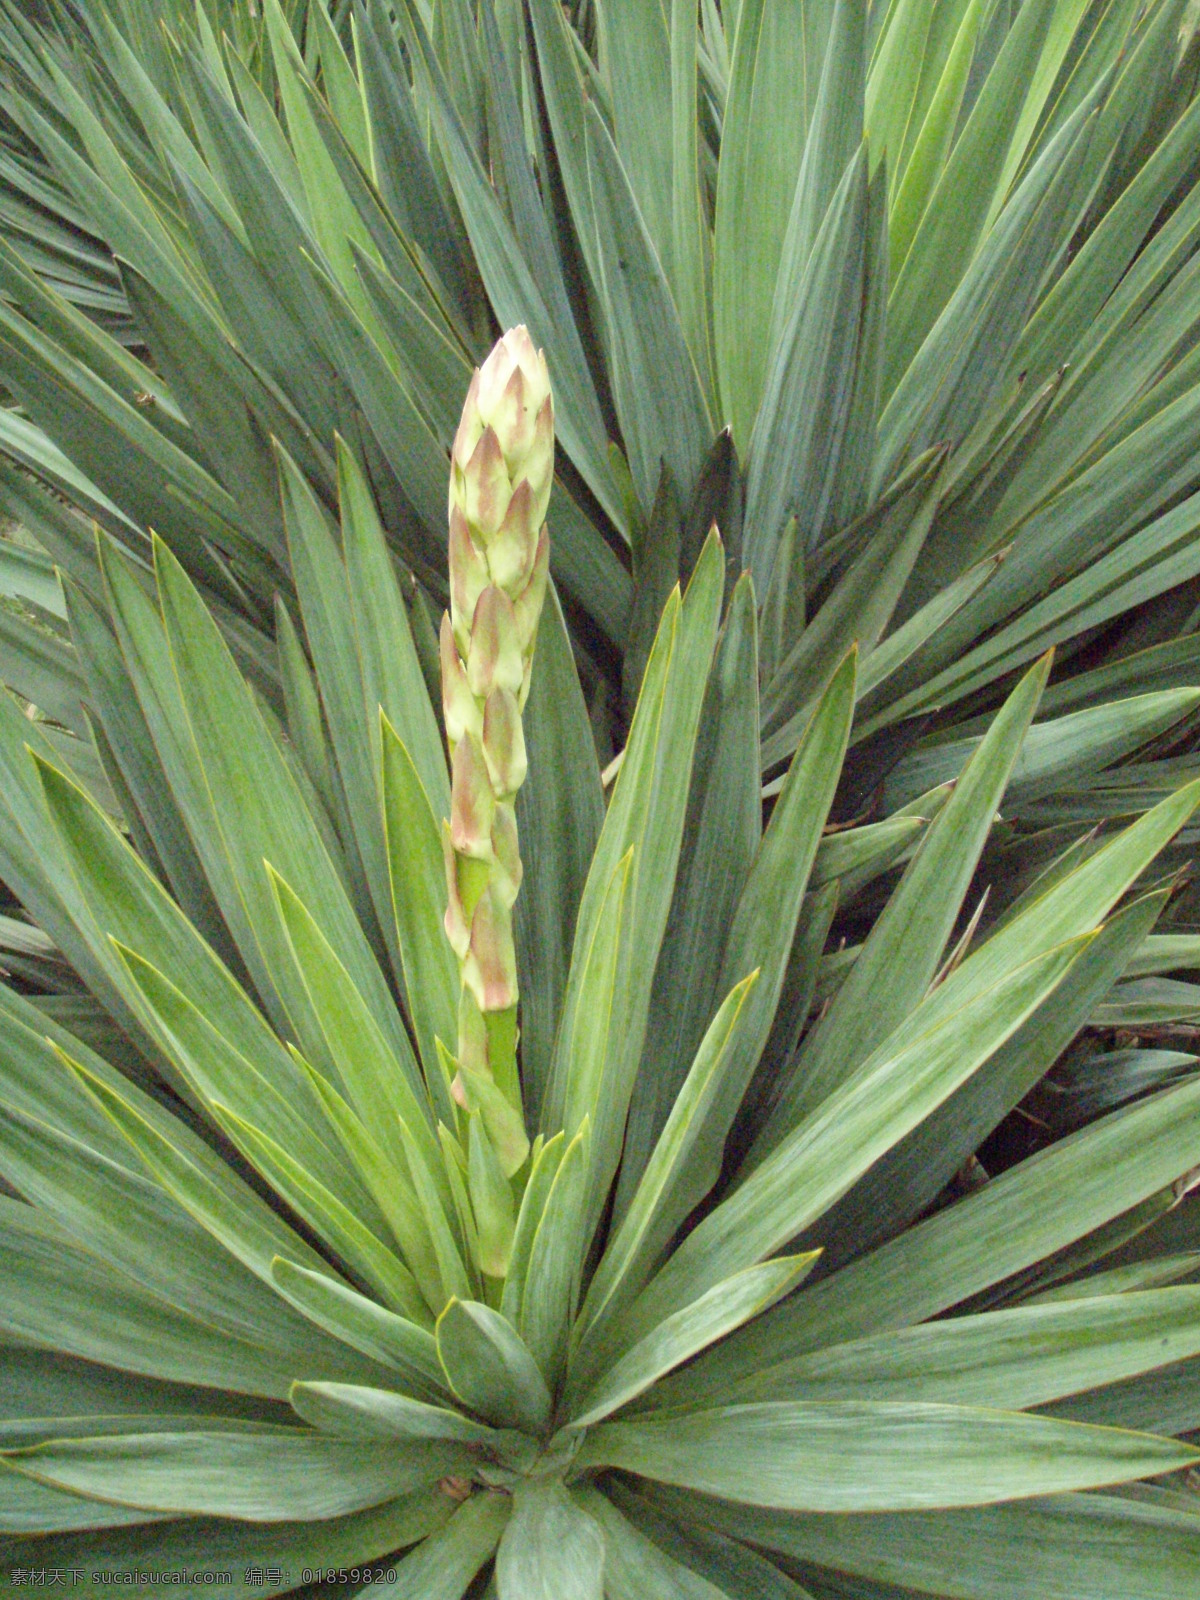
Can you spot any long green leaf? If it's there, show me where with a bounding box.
[382,1491,511,1600]
[0,1488,448,1595]
[578,1486,733,1600]
[269,1257,448,1402]
[2,1425,467,1521]
[884,0,1057,388]
[544,534,723,1179]
[288,1381,499,1447]
[435,1299,551,1433]
[519,1121,590,1390]
[703,1285,1200,1413]
[0,1198,325,1402]
[495,1479,605,1600]
[577,974,759,1354]
[756,1068,1200,1365]
[652,1487,1200,1600]
[395,0,624,534]
[267,866,445,1198]
[571,1256,816,1427]
[806,891,1167,1273]
[580,1399,1196,1510]
[513,586,604,1124]
[583,101,713,513]
[617,645,856,1272]
[615,573,761,1214]
[714,0,836,447]
[743,148,869,587]
[380,715,461,1122]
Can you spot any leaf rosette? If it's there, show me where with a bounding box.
[0,3,1199,1597]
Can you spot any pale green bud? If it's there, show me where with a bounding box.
[439,614,482,746]
[449,507,490,658]
[452,326,553,501]
[465,588,525,700]
[449,733,495,860]
[441,328,555,1156]
[481,687,527,798]
[461,884,518,1015]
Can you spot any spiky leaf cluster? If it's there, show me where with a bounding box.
[1,3,1200,1597]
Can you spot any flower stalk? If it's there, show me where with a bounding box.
[440,327,553,1243]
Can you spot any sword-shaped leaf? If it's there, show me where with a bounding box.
[615,574,761,1213]
[1,1424,469,1521]
[583,101,713,515]
[580,1398,1197,1511]
[386,1491,512,1600]
[758,653,1051,1148]
[650,1487,1200,1600]
[495,1479,605,1600]
[436,1299,552,1433]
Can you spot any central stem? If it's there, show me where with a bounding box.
[439,326,555,1284]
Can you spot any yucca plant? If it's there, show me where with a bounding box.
[0,324,1199,1594]
[4,0,1200,1595]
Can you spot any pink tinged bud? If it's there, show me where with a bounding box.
[475,335,517,426]
[450,734,495,859]
[477,326,549,424]
[512,528,550,672]
[449,507,490,657]
[441,822,471,958]
[440,614,481,746]
[462,427,512,543]
[490,801,523,908]
[448,459,467,526]
[493,364,535,472]
[451,369,484,478]
[486,479,539,595]
[482,686,527,797]
[462,887,518,1012]
[466,586,525,699]
[505,327,551,414]
[524,394,555,527]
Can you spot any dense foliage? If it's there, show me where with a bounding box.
[3,1,1200,1595]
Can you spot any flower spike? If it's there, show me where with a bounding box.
[440,327,554,1211]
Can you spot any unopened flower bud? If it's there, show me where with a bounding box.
[474,327,551,473]
[512,530,550,686]
[441,823,471,959]
[441,327,554,1191]
[489,803,522,907]
[450,734,495,859]
[449,327,553,575]
[449,507,490,656]
[487,481,539,593]
[463,887,518,1013]
[466,588,524,700]
[481,688,527,798]
[440,616,481,746]
[460,428,512,540]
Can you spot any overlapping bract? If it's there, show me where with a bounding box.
[441,328,552,1193]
